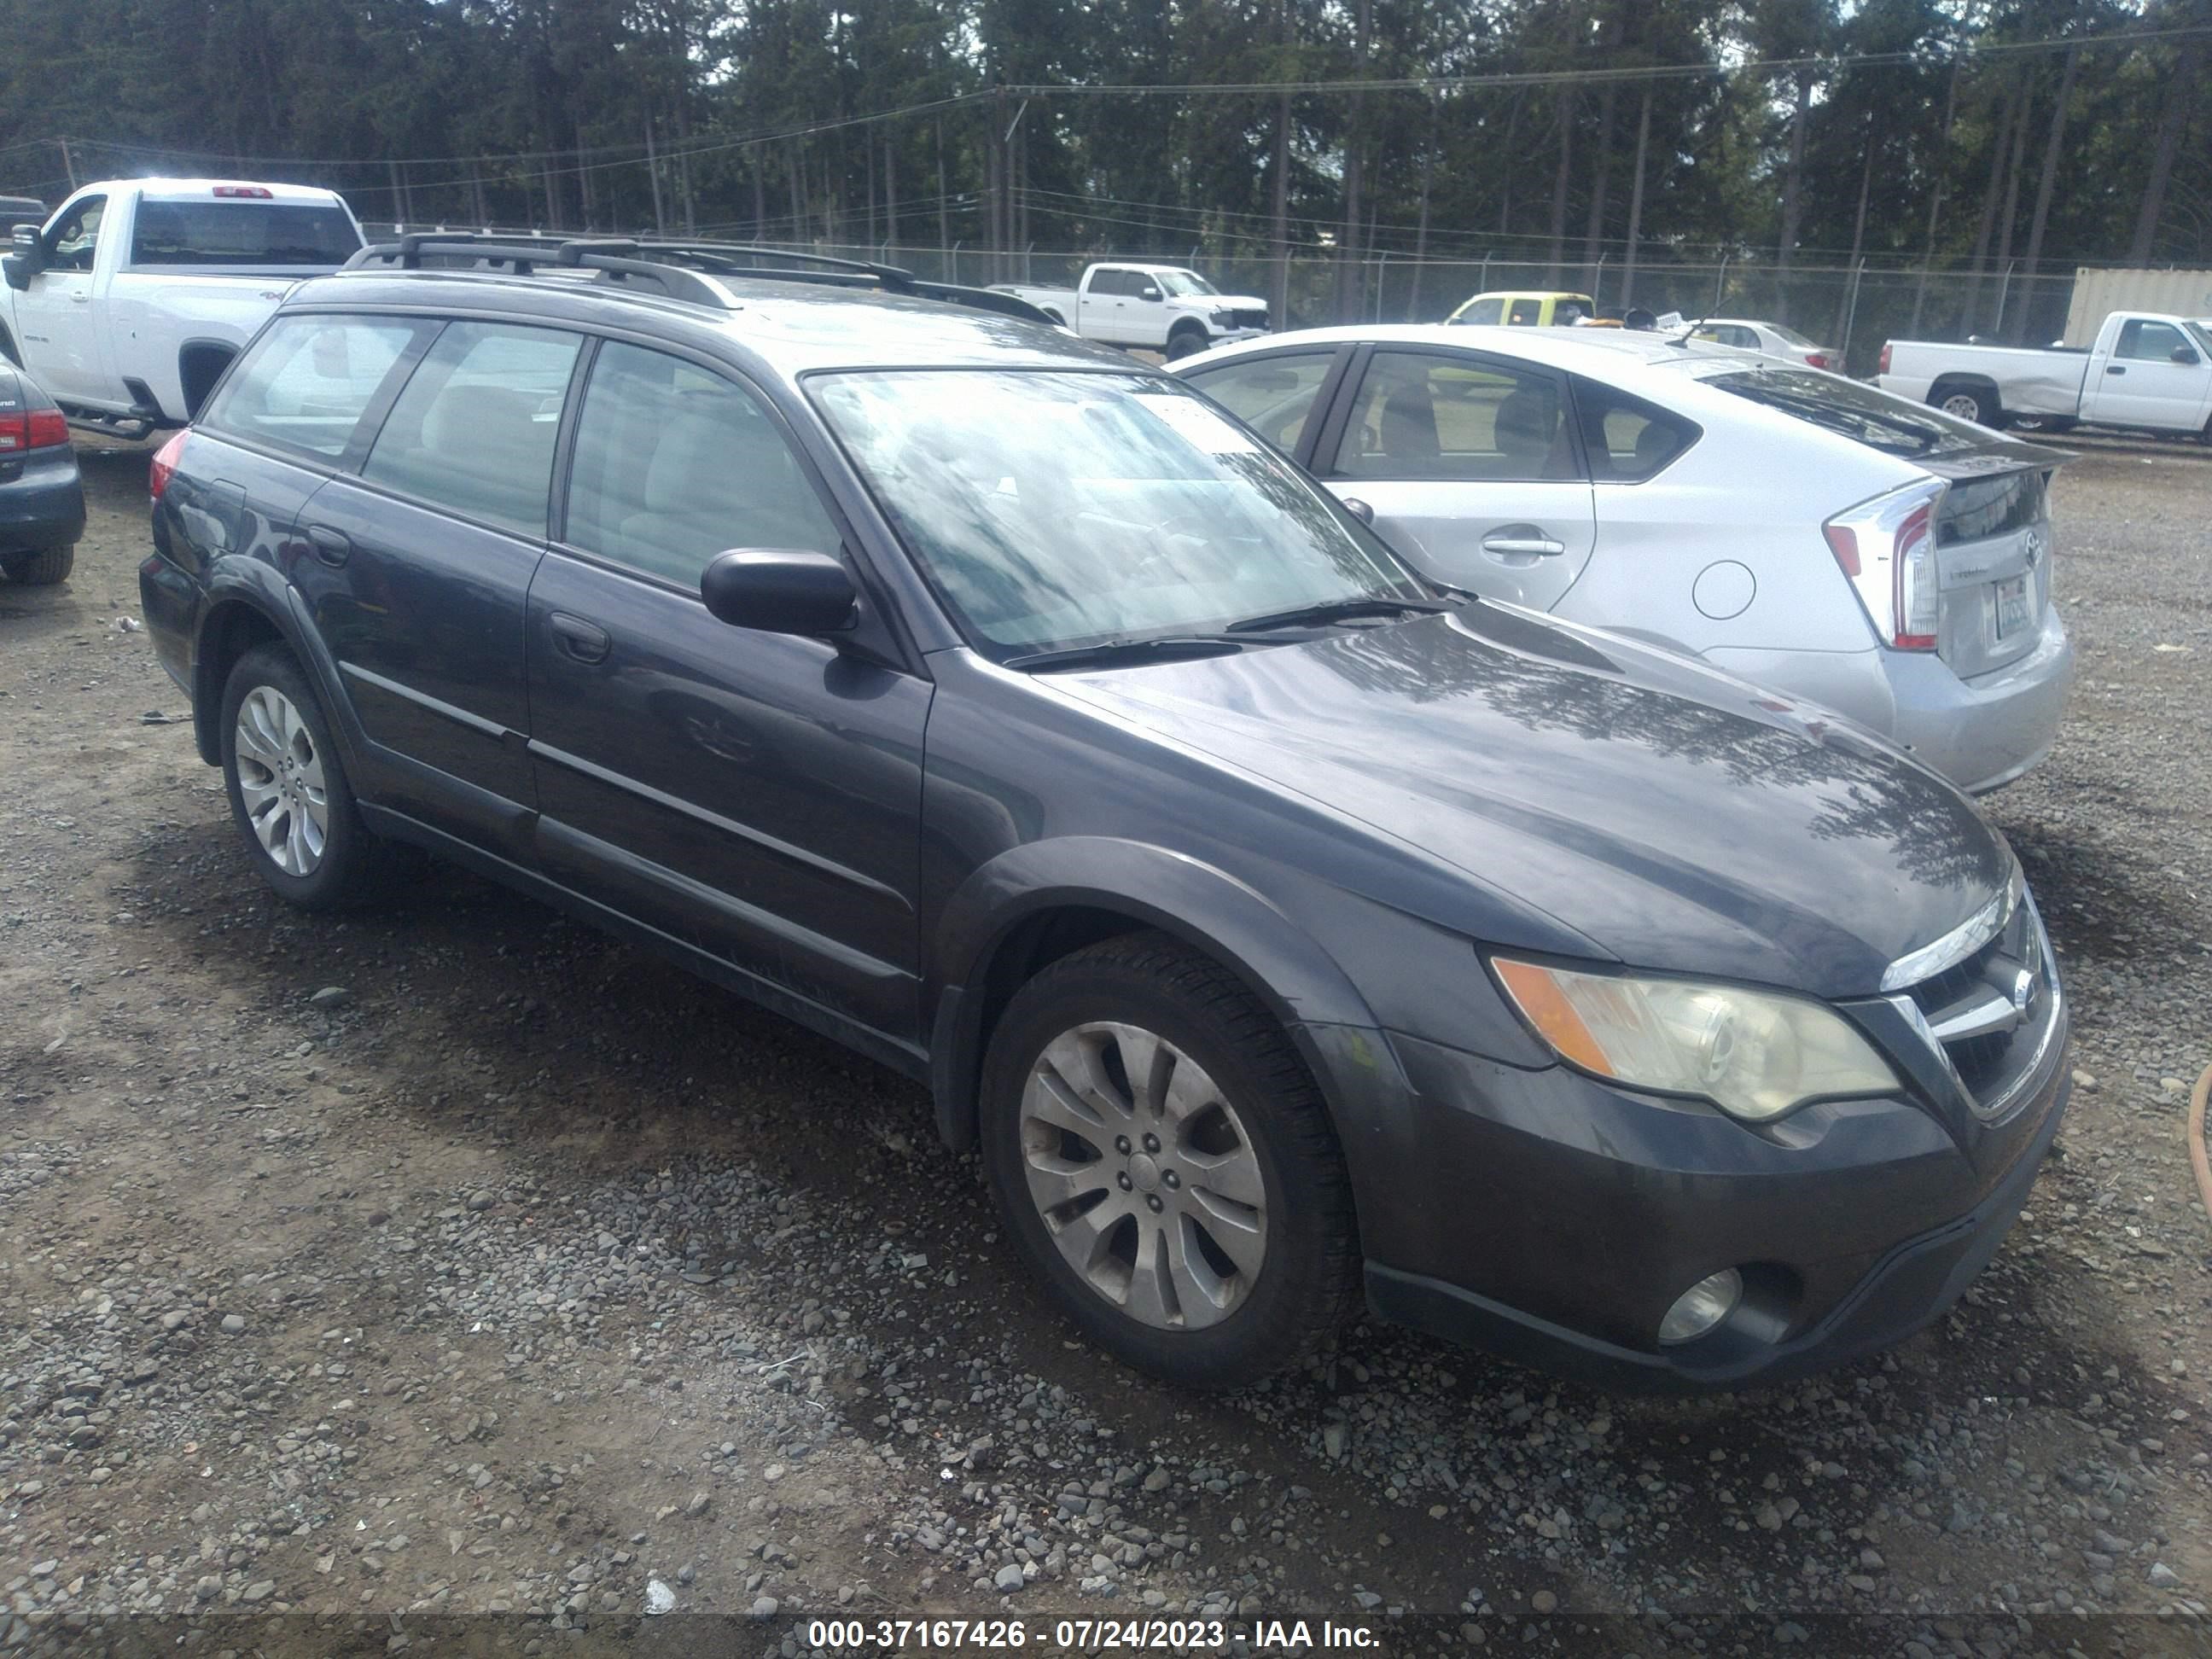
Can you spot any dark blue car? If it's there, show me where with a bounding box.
[138,238,2069,1391]
[0,360,83,585]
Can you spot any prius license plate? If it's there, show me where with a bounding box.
[1994,574,2032,640]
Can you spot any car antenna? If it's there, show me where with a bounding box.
[1668,309,1713,348]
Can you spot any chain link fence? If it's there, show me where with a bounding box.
[380,222,2083,377]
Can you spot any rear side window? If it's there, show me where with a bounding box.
[1571,377,1700,481]
[201,315,427,460]
[1331,349,1579,482]
[129,201,362,267]
[362,323,582,536]
[1180,351,1336,455]
[562,342,838,585]
[1506,298,1541,326]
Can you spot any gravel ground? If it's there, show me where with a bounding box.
[2,436,2209,1655]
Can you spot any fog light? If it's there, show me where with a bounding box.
[1658,1269,1743,1345]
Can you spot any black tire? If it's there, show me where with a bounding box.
[1,544,73,585]
[1165,329,1208,362]
[1932,382,1999,427]
[218,643,394,911]
[980,931,1359,1388]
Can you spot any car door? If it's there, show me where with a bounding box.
[1086,269,1136,342]
[1175,346,1351,459]
[2085,317,2207,431]
[526,339,931,1046]
[15,194,110,405]
[1311,345,1598,610]
[285,317,584,855]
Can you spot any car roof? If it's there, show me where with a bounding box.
[1185,322,1767,377]
[1460,290,1592,302]
[120,178,350,207]
[285,266,1145,378]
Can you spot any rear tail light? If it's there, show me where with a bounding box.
[212,185,273,199]
[0,407,68,451]
[1878,343,1892,375]
[1824,480,1947,652]
[1804,352,1829,370]
[148,430,189,501]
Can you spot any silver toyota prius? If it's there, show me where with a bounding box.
[1174,325,2074,795]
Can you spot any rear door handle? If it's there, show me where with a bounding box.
[1481,528,1568,557]
[548,611,611,664]
[306,525,351,567]
[2106,364,2126,375]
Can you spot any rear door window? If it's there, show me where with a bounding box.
[1330,349,1580,482]
[361,322,583,536]
[1505,298,1541,326]
[1179,350,1338,456]
[562,342,839,585]
[201,314,430,461]
[129,201,362,267]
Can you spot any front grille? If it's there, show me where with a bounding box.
[1231,308,1268,330]
[1895,891,2057,1118]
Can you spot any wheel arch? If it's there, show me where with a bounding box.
[926,838,1383,1154]
[1927,373,2002,421]
[190,574,357,774]
[176,336,242,421]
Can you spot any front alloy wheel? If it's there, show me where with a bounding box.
[981,932,1359,1388]
[1020,1021,1268,1330]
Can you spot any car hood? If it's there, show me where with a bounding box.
[1049,605,2010,998]
[1199,294,1269,311]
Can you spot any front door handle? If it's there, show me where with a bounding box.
[1481,527,1568,557]
[2106,364,2126,375]
[306,525,351,567]
[548,610,611,664]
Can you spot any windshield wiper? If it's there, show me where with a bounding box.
[998,634,1246,672]
[1223,597,1451,634]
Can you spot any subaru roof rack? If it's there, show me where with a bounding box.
[341,233,1056,324]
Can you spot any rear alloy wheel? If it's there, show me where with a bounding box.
[1937,386,1996,426]
[1,545,74,585]
[981,933,1358,1388]
[220,644,395,910]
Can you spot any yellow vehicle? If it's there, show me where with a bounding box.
[1446,290,1596,327]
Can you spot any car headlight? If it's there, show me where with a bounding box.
[1491,958,1899,1122]
[1210,308,1238,328]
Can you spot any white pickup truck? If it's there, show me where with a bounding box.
[0,178,364,436]
[991,263,1270,358]
[1877,310,2212,440]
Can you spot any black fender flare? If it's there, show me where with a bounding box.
[926,836,1385,1150]
[191,562,368,779]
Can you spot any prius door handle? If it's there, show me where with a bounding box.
[1481,528,1568,557]
[306,525,351,567]
[548,610,611,664]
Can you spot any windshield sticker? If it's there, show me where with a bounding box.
[1132,393,1261,455]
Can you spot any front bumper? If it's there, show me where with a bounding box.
[0,448,86,553]
[1307,995,2068,1392]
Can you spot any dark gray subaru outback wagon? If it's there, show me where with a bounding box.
[141,237,2069,1391]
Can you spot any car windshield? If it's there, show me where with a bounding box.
[1701,366,1987,457]
[811,370,1427,657]
[1765,321,1818,347]
[1156,270,1219,297]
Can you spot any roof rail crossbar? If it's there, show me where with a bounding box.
[347,235,735,307]
[341,233,1058,323]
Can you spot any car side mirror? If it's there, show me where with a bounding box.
[2172,346,2200,365]
[1138,285,1161,302]
[700,549,857,636]
[1339,497,1376,526]
[2,225,40,290]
